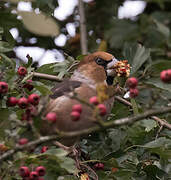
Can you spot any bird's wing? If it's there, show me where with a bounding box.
[50,79,82,99]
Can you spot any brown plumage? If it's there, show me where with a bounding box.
[40,52,118,145]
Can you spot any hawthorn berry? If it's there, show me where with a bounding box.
[97,104,107,116]
[18,138,28,145]
[94,163,104,170]
[18,66,27,76]
[28,94,40,106]
[23,79,34,91]
[129,88,139,98]
[89,96,99,105]
[70,111,80,121]
[46,112,57,123]
[0,81,8,94]
[36,166,46,176]
[41,146,48,153]
[29,171,39,180]
[19,166,30,177]
[18,97,28,109]
[72,104,82,113]
[126,77,138,88]
[7,97,18,106]
[160,69,171,83]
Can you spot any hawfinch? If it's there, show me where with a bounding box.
[40,51,118,144]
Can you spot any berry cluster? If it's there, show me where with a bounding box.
[71,104,82,121]
[89,96,107,116]
[160,69,171,83]
[126,77,139,98]
[0,80,39,122]
[19,166,46,180]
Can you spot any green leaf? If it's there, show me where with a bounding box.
[0,53,16,69]
[154,19,170,38]
[18,11,60,37]
[3,29,15,47]
[36,63,58,75]
[146,77,171,92]
[143,137,171,149]
[123,43,150,75]
[44,148,69,157]
[141,119,157,132]
[33,81,52,95]
[144,60,171,77]
[0,41,13,53]
[0,109,9,122]
[59,157,77,174]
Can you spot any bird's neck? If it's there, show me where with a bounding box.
[71,70,97,89]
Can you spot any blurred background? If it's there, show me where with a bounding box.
[0,0,171,66]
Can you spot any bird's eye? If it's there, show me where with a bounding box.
[95,58,106,66]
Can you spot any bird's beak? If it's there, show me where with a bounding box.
[105,57,118,85]
[106,57,118,77]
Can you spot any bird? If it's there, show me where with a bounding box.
[40,51,118,145]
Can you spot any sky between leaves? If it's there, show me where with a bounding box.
[9,0,146,65]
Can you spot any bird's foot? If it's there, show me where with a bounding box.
[53,141,81,169]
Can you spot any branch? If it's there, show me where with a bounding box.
[115,96,171,130]
[1,106,171,162]
[78,0,88,54]
[32,72,62,82]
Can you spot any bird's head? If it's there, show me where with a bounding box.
[77,51,118,85]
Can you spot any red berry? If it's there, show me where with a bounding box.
[89,96,99,105]
[18,66,27,76]
[72,104,82,113]
[129,88,139,98]
[94,163,104,170]
[70,111,80,121]
[167,69,171,78]
[19,166,30,177]
[0,81,8,94]
[23,80,34,91]
[41,146,48,153]
[97,104,107,116]
[18,138,28,145]
[126,77,138,88]
[29,171,39,180]
[36,166,46,176]
[46,112,57,123]
[160,69,171,83]
[18,97,28,109]
[28,94,40,106]
[38,178,45,180]
[7,97,18,106]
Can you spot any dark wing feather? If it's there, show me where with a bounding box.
[50,80,82,99]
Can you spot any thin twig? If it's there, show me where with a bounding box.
[78,0,88,54]
[1,106,171,162]
[115,96,132,106]
[151,116,171,130]
[32,72,62,82]
[80,163,98,180]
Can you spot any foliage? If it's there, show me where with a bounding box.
[0,0,171,179]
